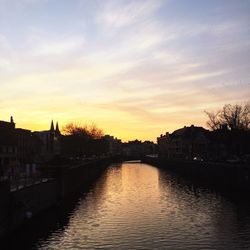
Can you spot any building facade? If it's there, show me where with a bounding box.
[0,117,18,177]
[102,135,122,156]
[157,125,210,160]
[33,121,61,161]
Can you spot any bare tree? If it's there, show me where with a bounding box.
[242,102,250,129]
[204,110,222,130]
[88,123,104,139]
[63,123,88,137]
[63,122,104,138]
[205,101,250,130]
[221,104,241,129]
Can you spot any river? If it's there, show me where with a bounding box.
[4,162,250,249]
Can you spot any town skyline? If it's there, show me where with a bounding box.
[1,0,250,142]
[0,113,209,142]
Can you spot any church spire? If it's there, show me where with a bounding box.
[55,122,60,134]
[50,120,54,131]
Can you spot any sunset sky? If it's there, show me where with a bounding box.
[0,0,249,141]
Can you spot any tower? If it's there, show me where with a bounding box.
[50,120,54,131]
[55,122,60,134]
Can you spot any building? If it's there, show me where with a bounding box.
[208,126,250,162]
[142,140,157,156]
[157,125,210,160]
[0,116,49,178]
[16,128,43,175]
[0,117,18,177]
[33,120,61,161]
[102,135,122,156]
[122,140,156,158]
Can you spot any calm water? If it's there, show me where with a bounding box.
[7,163,250,249]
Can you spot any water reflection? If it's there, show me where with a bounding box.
[6,163,250,249]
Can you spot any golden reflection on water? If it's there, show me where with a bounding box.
[95,163,161,226]
[35,163,250,250]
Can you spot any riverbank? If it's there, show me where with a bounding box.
[143,157,250,194]
[0,157,116,239]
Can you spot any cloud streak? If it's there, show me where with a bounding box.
[0,0,249,141]
[97,0,162,29]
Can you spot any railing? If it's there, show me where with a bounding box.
[10,176,51,192]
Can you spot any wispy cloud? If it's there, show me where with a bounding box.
[29,36,85,56]
[0,0,249,141]
[97,0,162,29]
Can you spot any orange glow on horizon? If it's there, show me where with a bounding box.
[1,113,207,143]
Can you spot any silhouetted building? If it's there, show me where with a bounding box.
[208,126,250,162]
[16,128,43,175]
[157,125,210,160]
[102,135,122,156]
[0,117,18,177]
[142,140,157,156]
[122,140,156,158]
[0,116,49,177]
[33,120,61,161]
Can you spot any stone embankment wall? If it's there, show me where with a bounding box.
[143,157,250,191]
[46,158,112,200]
[10,180,57,232]
[0,158,113,238]
[0,180,10,237]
